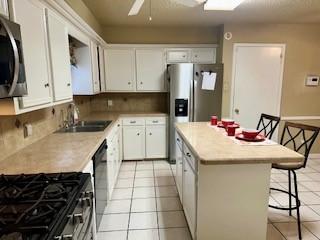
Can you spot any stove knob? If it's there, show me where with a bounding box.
[73,213,84,224]
[85,191,94,199]
[62,235,73,240]
[54,236,62,240]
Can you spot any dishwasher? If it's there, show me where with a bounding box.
[92,140,108,231]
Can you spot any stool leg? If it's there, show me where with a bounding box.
[293,171,302,240]
[288,170,292,216]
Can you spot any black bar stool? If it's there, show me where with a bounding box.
[256,113,281,139]
[269,122,320,240]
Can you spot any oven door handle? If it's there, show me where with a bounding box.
[0,18,20,96]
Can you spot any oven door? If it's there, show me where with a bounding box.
[93,140,108,231]
[0,16,27,98]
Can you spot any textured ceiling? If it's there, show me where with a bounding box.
[82,0,320,27]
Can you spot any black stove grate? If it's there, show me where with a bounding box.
[0,172,88,240]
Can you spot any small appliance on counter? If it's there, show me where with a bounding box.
[0,16,27,98]
[168,63,223,162]
[0,172,94,240]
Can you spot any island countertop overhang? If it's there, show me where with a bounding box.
[175,122,304,165]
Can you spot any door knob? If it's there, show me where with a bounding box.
[234,108,240,114]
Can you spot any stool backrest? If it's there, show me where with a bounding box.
[256,113,281,139]
[280,122,320,167]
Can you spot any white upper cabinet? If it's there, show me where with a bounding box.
[11,0,52,108]
[47,10,73,102]
[91,41,100,94]
[105,49,135,91]
[191,48,216,63]
[166,49,190,63]
[98,45,106,92]
[0,0,8,17]
[136,49,165,91]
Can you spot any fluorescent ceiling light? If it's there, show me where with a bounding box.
[204,0,245,11]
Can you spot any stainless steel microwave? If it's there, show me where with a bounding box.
[0,16,27,98]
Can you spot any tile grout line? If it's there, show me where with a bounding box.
[153,160,161,240]
[126,161,137,240]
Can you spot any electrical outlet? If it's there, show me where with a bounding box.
[107,100,113,107]
[24,124,33,138]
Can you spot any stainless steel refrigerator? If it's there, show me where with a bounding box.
[168,63,223,162]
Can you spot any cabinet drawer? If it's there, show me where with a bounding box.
[122,118,145,126]
[183,143,196,171]
[167,50,190,63]
[145,117,167,125]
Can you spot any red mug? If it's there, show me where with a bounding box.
[227,125,237,136]
[211,116,218,125]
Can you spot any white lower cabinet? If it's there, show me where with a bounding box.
[123,125,145,160]
[175,131,197,240]
[146,125,167,159]
[122,117,168,160]
[107,120,122,199]
[175,133,183,200]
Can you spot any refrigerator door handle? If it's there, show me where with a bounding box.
[189,78,194,122]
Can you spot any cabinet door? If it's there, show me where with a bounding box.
[47,10,73,102]
[136,49,165,91]
[192,48,216,63]
[0,0,8,17]
[98,45,106,92]
[166,49,190,63]
[105,49,135,91]
[183,157,196,239]
[175,137,183,200]
[146,125,167,158]
[123,126,145,160]
[12,0,52,108]
[91,41,100,94]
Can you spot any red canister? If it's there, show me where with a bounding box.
[211,116,218,125]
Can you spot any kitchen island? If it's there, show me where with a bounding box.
[175,122,303,240]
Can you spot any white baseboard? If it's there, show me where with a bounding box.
[309,154,320,159]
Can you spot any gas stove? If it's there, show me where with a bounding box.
[0,172,93,240]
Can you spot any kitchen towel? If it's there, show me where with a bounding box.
[202,72,216,90]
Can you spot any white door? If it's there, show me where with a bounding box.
[47,10,73,102]
[183,156,196,239]
[136,49,165,91]
[145,125,167,158]
[123,126,145,160]
[12,0,52,108]
[91,41,100,94]
[0,0,8,17]
[231,44,284,130]
[105,49,135,91]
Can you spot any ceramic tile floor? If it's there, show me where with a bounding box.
[98,158,320,240]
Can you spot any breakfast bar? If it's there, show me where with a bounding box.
[175,122,304,240]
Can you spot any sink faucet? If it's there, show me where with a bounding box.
[65,103,80,128]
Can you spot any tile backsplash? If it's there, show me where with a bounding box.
[90,93,168,113]
[0,93,167,161]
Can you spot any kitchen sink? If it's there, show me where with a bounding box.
[56,120,112,133]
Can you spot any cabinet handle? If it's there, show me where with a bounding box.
[44,83,50,88]
[130,121,136,124]
[140,82,143,85]
[117,124,120,127]
[149,133,152,136]
[152,120,158,123]
[137,133,140,136]
[184,170,187,172]
[186,153,191,157]
[195,55,198,58]
[176,138,180,142]
[182,55,186,58]
[67,83,71,86]
[128,82,131,85]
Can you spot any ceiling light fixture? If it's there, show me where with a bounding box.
[204,0,245,11]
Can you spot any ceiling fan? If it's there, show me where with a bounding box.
[128,0,245,16]
[128,0,206,16]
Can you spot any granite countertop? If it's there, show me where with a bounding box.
[175,122,304,165]
[0,111,167,175]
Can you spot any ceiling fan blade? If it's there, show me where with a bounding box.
[172,0,206,7]
[128,0,145,16]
